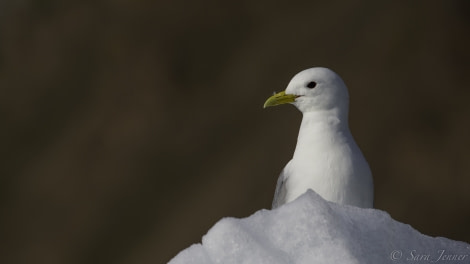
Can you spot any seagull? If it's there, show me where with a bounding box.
[264,67,374,209]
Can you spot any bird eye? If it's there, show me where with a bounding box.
[306,81,317,88]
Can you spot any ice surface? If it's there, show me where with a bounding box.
[169,190,469,264]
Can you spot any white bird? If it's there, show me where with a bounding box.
[264,67,374,209]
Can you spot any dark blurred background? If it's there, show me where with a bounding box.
[1,1,469,263]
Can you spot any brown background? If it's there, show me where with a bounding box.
[1,1,469,264]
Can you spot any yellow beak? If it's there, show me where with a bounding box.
[263,91,298,108]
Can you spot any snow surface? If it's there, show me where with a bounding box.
[169,190,469,264]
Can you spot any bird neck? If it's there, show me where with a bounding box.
[293,109,351,159]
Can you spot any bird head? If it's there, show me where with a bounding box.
[264,67,349,114]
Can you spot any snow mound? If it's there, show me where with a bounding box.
[169,190,469,264]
